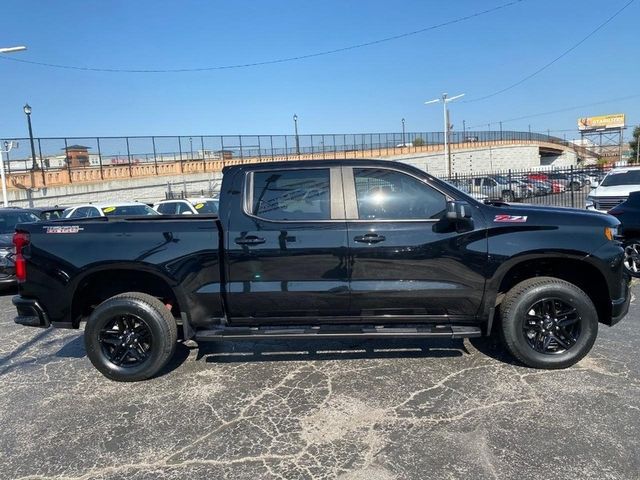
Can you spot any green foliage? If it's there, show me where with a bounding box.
[413,137,425,147]
[630,126,640,164]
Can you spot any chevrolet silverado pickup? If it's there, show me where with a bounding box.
[12,159,630,381]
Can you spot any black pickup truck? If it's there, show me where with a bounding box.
[12,159,630,381]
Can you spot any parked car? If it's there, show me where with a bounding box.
[445,180,488,202]
[154,198,219,215]
[546,172,582,191]
[0,209,40,288]
[23,206,66,221]
[607,191,640,276]
[12,159,629,381]
[469,175,529,201]
[586,166,640,213]
[521,178,552,196]
[63,202,159,218]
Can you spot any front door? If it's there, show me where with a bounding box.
[224,166,350,323]
[344,166,487,321]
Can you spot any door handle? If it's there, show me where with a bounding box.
[235,235,266,246]
[354,233,386,244]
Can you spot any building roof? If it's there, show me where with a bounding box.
[62,145,91,151]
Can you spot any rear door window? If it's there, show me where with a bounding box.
[251,169,331,221]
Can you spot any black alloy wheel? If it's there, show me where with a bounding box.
[99,314,152,367]
[522,298,581,354]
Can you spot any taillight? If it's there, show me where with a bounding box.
[12,231,30,282]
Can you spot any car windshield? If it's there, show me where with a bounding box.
[0,211,41,233]
[492,175,510,183]
[101,205,159,216]
[601,170,640,187]
[191,200,218,214]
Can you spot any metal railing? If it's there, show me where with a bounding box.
[444,164,607,209]
[0,129,584,183]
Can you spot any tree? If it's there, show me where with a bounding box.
[630,126,640,164]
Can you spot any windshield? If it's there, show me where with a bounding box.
[192,200,218,214]
[0,211,40,234]
[601,170,640,187]
[491,175,510,183]
[102,205,159,216]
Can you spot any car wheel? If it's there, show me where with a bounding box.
[84,292,177,382]
[501,190,515,202]
[623,240,640,277]
[500,276,598,369]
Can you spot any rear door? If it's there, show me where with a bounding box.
[344,166,487,321]
[224,166,350,323]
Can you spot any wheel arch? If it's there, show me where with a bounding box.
[70,264,189,332]
[486,254,611,330]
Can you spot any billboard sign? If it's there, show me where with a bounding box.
[577,113,625,131]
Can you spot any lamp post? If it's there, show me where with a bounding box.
[189,137,193,159]
[425,92,465,177]
[401,118,406,145]
[293,114,300,155]
[23,103,41,187]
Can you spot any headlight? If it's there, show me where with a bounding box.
[0,247,12,257]
[585,196,594,208]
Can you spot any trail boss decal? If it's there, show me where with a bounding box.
[494,214,528,223]
[43,226,84,234]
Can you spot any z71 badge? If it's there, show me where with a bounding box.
[494,214,528,223]
[43,226,84,234]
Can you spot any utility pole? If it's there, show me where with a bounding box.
[0,141,18,207]
[401,118,406,145]
[425,92,465,177]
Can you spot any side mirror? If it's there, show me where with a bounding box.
[446,200,473,221]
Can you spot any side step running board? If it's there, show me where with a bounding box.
[194,325,482,341]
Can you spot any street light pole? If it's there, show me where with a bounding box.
[23,104,39,186]
[293,114,300,155]
[425,92,465,177]
[401,118,405,145]
[189,137,193,159]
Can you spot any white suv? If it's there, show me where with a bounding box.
[586,166,640,213]
[154,198,219,215]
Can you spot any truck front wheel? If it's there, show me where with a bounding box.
[84,292,177,382]
[500,277,598,369]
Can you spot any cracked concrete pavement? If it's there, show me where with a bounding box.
[1,286,639,480]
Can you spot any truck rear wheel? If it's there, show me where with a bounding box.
[500,277,598,369]
[84,292,177,382]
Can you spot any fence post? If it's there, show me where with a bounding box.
[310,134,314,156]
[284,135,288,161]
[177,137,184,173]
[126,137,133,177]
[96,137,104,180]
[220,136,225,167]
[508,169,512,199]
[64,138,72,183]
[37,138,46,186]
[239,135,244,161]
[570,165,575,208]
[201,136,206,171]
[270,135,274,161]
[152,136,159,175]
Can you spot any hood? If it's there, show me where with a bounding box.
[485,203,618,227]
[590,184,640,198]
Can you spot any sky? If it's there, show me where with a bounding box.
[0,0,638,140]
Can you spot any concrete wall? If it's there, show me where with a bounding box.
[387,144,578,176]
[7,171,223,207]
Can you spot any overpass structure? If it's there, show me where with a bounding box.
[0,130,597,206]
